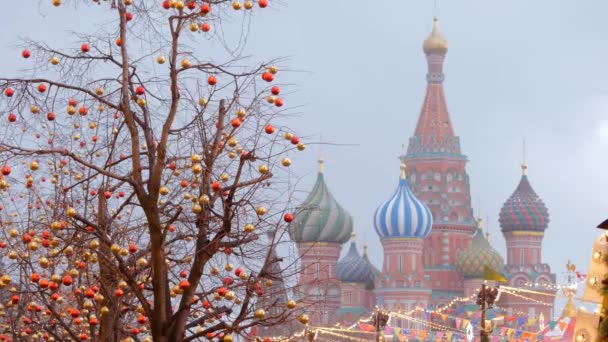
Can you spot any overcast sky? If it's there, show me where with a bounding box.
[1,1,607,302]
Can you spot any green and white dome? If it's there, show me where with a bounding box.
[290,158,353,244]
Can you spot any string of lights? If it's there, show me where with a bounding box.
[389,312,465,333]
[500,285,557,297]
[499,289,554,307]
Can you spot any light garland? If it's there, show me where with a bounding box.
[500,285,557,297]
[389,312,464,333]
[500,289,554,307]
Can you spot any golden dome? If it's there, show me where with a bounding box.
[423,17,448,55]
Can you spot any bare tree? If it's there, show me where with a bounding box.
[0,0,306,341]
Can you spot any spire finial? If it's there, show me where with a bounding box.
[522,139,528,175]
[423,17,448,55]
[362,243,368,256]
[350,232,356,243]
[318,133,324,173]
[400,162,407,180]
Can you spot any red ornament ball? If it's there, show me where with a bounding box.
[1,166,11,176]
[22,50,31,58]
[68,98,78,106]
[200,3,211,14]
[116,38,122,46]
[201,23,211,32]
[7,113,16,122]
[211,181,221,191]
[162,1,170,9]
[231,118,241,128]
[271,86,280,95]
[125,12,134,21]
[207,76,217,86]
[274,98,284,107]
[135,86,145,95]
[80,44,90,53]
[187,1,196,10]
[284,213,294,222]
[37,84,47,93]
[261,72,274,82]
[46,112,56,121]
[264,124,274,134]
[290,136,300,144]
[258,0,268,8]
[4,88,14,97]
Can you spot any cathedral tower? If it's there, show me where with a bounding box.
[401,18,476,300]
[497,161,555,321]
[373,163,433,312]
[290,157,353,326]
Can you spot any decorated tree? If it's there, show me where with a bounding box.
[0,0,307,341]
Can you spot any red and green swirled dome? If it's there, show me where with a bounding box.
[499,164,549,233]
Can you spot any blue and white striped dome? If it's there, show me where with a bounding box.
[373,164,433,239]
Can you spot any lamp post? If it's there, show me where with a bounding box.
[477,282,498,342]
[373,308,390,342]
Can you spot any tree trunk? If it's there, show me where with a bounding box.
[97,194,120,342]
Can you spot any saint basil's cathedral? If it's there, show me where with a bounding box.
[290,18,556,328]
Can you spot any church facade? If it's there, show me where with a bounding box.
[290,17,556,328]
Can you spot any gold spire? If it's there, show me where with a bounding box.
[350,232,356,243]
[423,17,448,55]
[476,217,483,229]
[561,297,577,318]
[522,139,528,175]
[318,156,324,173]
[400,163,407,180]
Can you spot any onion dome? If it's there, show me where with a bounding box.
[337,235,375,286]
[290,158,353,244]
[423,17,448,56]
[499,163,549,233]
[456,219,505,279]
[373,163,433,239]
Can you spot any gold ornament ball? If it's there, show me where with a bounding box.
[244,223,255,233]
[296,143,306,151]
[199,98,208,106]
[66,207,77,217]
[51,0,61,6]
[31,106,40,114]
[50,56,60,65]
[225,291,235,300]
[175,1,185,10]
[224,335,233,342]
[236,108,247,118]
[67,106,76,115]
[232,1,242,10]
[281,158,292,167]
[254,308,266,319]
[264,279,273,287]
[255,207,267,216]
[266,95,276,104]
[124,0,133,4]
[298,314,310,325]
[286,300,297,309]
[192,204,202,214]
[29,161,39,171]
[224,263,234,271]
[159,186,169,196]
[258,165,269,174]
[137,98,147,107]
[199,195,210,204]
[268,65,278,74]
[244,1,253,9]
[189,22,199,32]
[95,87,104,95]
[284,132,293,140]
[157,56,166,64]
[220,172,230,182]
[191,164,203,174]
[181,59,191,68]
